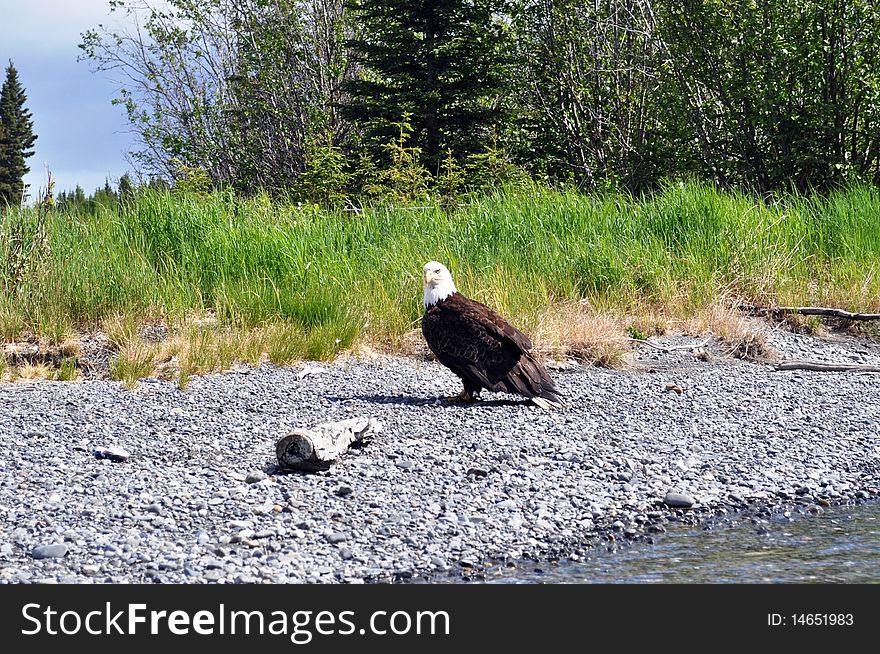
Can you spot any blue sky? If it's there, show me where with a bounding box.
[1,1,136,199]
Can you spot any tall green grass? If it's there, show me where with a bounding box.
[2,180,879,362]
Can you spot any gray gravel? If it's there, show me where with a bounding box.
[1,327,879,584]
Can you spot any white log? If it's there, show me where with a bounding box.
[276,417,381,472]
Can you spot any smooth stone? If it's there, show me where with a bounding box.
[663,492,695,508]
[31,544,68,560]
[92,446,130,462]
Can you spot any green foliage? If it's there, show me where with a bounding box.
[344,0,513,173]
[172,158,212,197]
[0,193,50,300]
[625,325,648,341]
[437,149,466,214]
[118,173,135,202]
[56,358,79,381]
[466,131,530,193]
[510,0,880,193]
[656,0,880,194]
[299,135,351,207]
[375,115,431,204]
[0,61,38,206]
[109,349,155,389]
[80,0,880,196]
[352,152,385,201]
[510,1,664,191]
[81,0,353,195]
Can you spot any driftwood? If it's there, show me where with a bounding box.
[774,360,880,373]
[742,304,880,321]
[627,337,712,352]
[276,417,381,472]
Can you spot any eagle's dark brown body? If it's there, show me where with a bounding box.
[422,292,563,407]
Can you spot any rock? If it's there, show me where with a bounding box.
[326,532,347,544]
[31,544,68,560]
[663,492,695,508]
[496,499,517,510]
[297,365,328,380]
[466,467,489,478]
[245,471,267,484]
[92,446,130,462]
[335,485,353,497]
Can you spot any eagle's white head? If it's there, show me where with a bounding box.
[423,261,457,309]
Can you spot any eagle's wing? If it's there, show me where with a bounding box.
[465,299,534,352]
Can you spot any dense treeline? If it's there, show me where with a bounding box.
[80,0,880,199]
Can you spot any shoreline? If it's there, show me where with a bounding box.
[1,327,879,584]
[435,495,880,584]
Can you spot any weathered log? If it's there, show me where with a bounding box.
[276,417,381,472]
[742,304,880,321]
[627,337,712,352]
[774,360,880,373]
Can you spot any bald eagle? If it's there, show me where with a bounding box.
[421,261,564,410]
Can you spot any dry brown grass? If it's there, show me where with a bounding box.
[1,295,798,386]
[533,302,631,367]
[683,302,778,362]
[58,336,82,358]
[16,362,56,381]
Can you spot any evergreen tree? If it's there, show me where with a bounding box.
[0,61,38,206]
[344,0,512,175]
[118,173,134,202]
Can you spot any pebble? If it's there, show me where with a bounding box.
[245,471,267,484]
[92,446,130,463]
[31,544,68,560]
[663,492,696,508]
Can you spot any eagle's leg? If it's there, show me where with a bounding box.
[446,384,479,404]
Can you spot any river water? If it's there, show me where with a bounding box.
[494,500,880,583]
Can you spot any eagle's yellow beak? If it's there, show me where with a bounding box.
[424,270,436,286]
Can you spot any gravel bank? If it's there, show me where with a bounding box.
[1,326,879,583]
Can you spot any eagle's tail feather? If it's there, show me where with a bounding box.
[531,388,565,410]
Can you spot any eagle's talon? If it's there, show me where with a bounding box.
[445,389,478,404]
